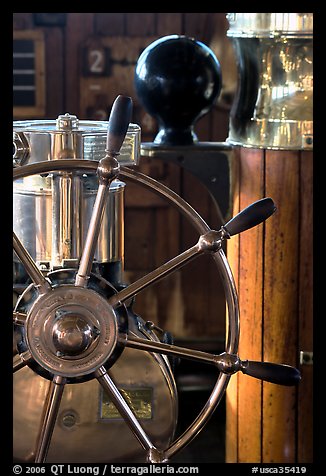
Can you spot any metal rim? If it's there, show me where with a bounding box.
[13,159,240,462]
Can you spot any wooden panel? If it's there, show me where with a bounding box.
[157,13,182,36]
[94,13,125,36]
[238,148,264,462]
[123,158,182,333]
[124,157,179,209]
[79,36,157,119]
[124,208,155,271]
[211,106,231,143]
[44,28,64,117]
[65,13,94,115]
[154,205,180,266]
[124,200,182,334]
[263,150,299,462]
[226,147,312,463]
[180,166,224,337]
[153,205,183,333]
[125,13,156,36]
[126,154,225,337]
[184,13,219,43]
[225,147,240,463]
[297,151,313,462]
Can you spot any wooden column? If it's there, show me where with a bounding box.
[226,147,313,463]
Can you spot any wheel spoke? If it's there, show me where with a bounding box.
[75,95,131,287]
[75,182,111,287]
[13,232,51,294]
[122,335,219,365]
[34,376,66,463]
[13,350,32,373]
[122,335,245,377]
[13,311,27,326]
[109,230,222,307]
[95,366,156,453]
[108,246,197,306]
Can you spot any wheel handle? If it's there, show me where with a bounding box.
[75,95,132,287]
[215,353,300,386]
[223,197,276,237]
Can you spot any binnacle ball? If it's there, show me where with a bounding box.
[134,35,222,145]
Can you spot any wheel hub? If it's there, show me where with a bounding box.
[52,313,97,356]
[25,285,119,378]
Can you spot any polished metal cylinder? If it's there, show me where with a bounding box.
[13,113,133,275]
[226,13,313,150]
[51,173,82,266]
[13,176,52,264]
[13,174,125,270]
[13,115,141,166]
[84,177,125,264]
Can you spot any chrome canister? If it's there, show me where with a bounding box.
[226,13,313,149]
[13,114,140,272]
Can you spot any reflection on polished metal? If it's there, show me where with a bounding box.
[226,13,313,37]
[14,341,178,463]
[25,285,119,378]
[51,173,82,266]
[75,156,120,287]
[52,314,95,356]
[74,95,131,288]
[13,113,131,273]
[13,350,32,373]
[227,13,313,149]
[34,375,66,463]
[13,174,125,271]
[13,310,27,326]
[13,114,140,166]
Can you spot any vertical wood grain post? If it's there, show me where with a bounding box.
[226,147,313,463]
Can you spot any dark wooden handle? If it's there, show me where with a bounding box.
[224,197,276,237]
[241,360,301,386]
[106,95,133,155]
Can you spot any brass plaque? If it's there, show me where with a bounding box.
[101,388,153,420]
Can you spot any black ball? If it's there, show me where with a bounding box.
[134,35,222,145]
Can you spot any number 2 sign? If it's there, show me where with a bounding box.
[83,39,110,76]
